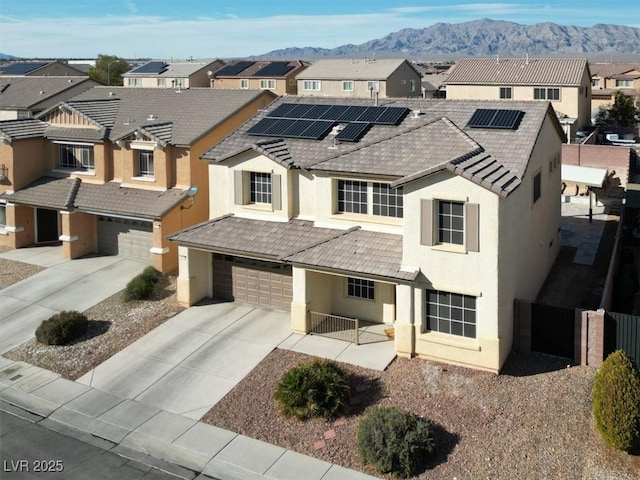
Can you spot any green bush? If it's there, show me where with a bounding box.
[275,360,350,419]
[593,350,640,452]
[123,268,158,301]
[357,407,436,478]
[35,310,89,346]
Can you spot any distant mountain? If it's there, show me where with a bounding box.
[0,53,17,60]
[258,19,640,60]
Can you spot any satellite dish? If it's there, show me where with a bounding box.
[186,185,199,197]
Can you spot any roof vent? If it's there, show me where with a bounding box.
[147,114,156,121]
[411,109,422,118]
[39,90,44,95]
[330,125,345,136]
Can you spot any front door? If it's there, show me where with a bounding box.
[36,208,59,243]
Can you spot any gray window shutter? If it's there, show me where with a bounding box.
[420,199,434,246]
[272,174,282,210]
[465,203,479,252]
[234,170,243,205]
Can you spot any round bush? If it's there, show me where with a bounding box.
[275,360,350,419]
[357,406,436,478]
[124,270,156,301]
[593,350,640,452]
[35,310,89,346]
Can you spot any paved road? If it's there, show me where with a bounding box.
[0,410,191,480]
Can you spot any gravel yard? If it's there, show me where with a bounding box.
[0,246,45,289]
[203,349,640,479]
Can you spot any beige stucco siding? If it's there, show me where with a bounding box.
[385,63,422,98]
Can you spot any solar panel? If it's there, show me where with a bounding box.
[302,104,332,119]
[356,106,386,123]
[284,104,316,119]
[335,122,372,142]
[267,103,298,118]
[0,62,48,75]
[247,117,281,135]
[214,61,254,77]
[252,61,295,77]
[318,105,349,120]
[131,61,167,74]
[468,109,524,129]
[336,106,369,122]
[298,120,334,139]
[374,107,410,125]
[281,119,317,137]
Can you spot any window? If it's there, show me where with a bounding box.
[240,79,249,89]
[534,87,560,101]
[250,172,272,204]
[373,183,403,218]
[438,200,464,245]
[337,180,367,214]
[303,80,321,91]
[157,78,166,87]
[0,204,6,227]
[499,87,512,99]
[138,150,154,177]
[367,81,379,92]
[127,78,141,87]
[410,79,416,92]
[592,78,600,87]
[260,79,276,89]
[342,80,354,92]
[533,171,542,203]
[58,143,94,171]
[425,290,476,338]
[347,277,375,300]
[616,79,633,87]
[174,79,185,88]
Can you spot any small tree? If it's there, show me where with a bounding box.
[595,91,639,127]
[592,350,640,452]
[89,54,130,86]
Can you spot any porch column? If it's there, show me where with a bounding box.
[59,210,97,259]
[8,203,32,248]
[394,284,416,357]
[290,266,309,334]
[176,246,211,307]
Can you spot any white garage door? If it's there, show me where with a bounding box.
[213,254,292,311]
[97,216,153,262]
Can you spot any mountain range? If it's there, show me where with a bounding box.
[259,19,640,60]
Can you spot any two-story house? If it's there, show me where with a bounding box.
[590,63,640,113]
[0,76,100,120]
[0,87,276,273]
[169,96,564,373]
[211,60,308,95]
[445,57,591,142]
[122,59,225,89]
[296,59,422,98]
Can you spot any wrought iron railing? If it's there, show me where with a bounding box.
[310,311,361,344]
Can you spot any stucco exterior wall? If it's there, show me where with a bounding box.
[2,138,48,193]
[177,246,212,306]
[61,211,97,259]
[385,63,422,98]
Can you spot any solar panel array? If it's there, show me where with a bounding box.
[214,61,254,77]
[467,109,524,130]
[246,103,409,142]
[131,61,168,74]
[252,62,295,77]
[0,62,48,75]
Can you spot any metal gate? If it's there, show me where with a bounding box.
[605,312,640,366]
[531,303,575,358]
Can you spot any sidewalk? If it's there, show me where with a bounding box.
[0,356,380,480]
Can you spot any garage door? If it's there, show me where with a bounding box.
[97,216,153,262]
[213,254,292,311]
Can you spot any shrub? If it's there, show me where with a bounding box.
[357,406,436,478]
[275,360,350,419]
[35,310,89,346]
[593,350,640,452]
[123,268,158,301]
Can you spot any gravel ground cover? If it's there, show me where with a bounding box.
[0,247,45,289]
[203,349,640,479]
[3,272,183,380]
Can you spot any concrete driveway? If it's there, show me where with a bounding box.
[0,248,148,354]
[77,302,293,420]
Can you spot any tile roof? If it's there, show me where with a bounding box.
[0,118,47,142]
[54,87,276,146]
[0,77,98,109]
[445,57,588,86]
[297,59,416,80]
[202,96,555,197]
[214,60,307,78]
[2,176,186,219]
[123,60,224,78]
[589,63,640,78]
[45,126,107,142]
[168,215,417,282]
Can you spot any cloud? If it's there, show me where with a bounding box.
[126,2,138,14]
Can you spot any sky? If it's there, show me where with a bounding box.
[1,1,639,59]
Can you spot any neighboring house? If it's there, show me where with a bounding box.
[445,57,591,142]
[0,87,276,273]
[0,76,101,120]
[590,63,640,114]
[211,60,308,95]
[0,61,87,77]
[296,59,422,98]
[422,73,448,99]
[122,59,225,89]
[169,96,564,373]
